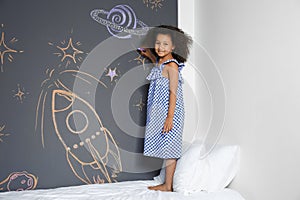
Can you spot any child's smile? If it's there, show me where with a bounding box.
[155,33,175,59]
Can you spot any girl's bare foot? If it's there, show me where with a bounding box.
[148,184,173,192]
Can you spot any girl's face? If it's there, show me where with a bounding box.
[155,33,175,58]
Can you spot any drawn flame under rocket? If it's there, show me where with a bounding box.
[51,89,122,184]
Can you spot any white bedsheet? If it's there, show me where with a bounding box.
[0,180,245,200]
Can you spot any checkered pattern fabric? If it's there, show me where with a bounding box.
[143,59,185,159]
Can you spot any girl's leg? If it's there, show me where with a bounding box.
[148,158,177,192]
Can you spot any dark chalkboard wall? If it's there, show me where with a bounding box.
[0,0,177,191]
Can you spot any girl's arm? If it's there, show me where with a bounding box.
[162,62,179,134]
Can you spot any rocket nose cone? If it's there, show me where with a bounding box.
[52,90,74,112]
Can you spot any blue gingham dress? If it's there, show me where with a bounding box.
[143,59,185,159]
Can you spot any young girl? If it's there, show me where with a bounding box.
[138,25,192,192]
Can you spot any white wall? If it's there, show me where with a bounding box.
[179,0,300,200]
[178,0,203,144]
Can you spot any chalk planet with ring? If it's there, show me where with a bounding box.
[90,4,149,39]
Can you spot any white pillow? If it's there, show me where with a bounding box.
[173,143,210,194]
[205,144,240,192]
[153,143,240,194]
[153,143,207,188]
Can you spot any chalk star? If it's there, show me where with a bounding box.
[0,31,18,72]
[133,97,145,111]
[143,0,164,11]
[134,54,147,70]
[105,67,118,82]
[0,125,10,143]
[56,37,84,64]
[13,84,29,103]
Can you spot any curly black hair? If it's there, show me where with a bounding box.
[141,25,193,63]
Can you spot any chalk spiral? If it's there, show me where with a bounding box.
[107,5,136,38]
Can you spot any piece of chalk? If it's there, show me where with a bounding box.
[137,48,146,52]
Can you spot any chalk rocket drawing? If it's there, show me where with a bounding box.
[51,89,122,183]
[0,171,38,191]
[35,68,107,147]
[35,68,122,184]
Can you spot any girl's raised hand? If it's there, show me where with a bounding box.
[137,47,156,64]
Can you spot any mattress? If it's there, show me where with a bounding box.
[0,180,245,200]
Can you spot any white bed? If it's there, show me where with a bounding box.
[0,179,245,200]
[0,143,245,200]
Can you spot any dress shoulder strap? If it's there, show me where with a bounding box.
[160,59,185,71]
